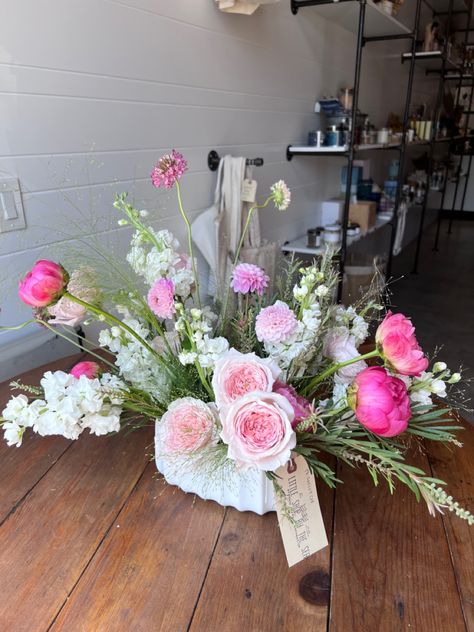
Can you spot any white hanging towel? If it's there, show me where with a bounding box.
[216,0,280,15]
[392,201,408,257]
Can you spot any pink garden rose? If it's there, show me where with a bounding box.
[160,397,217,453]
[19,260,68,308]
[255,301,298,344]
[323,329,366,384]
[70,361,100,380]
[350,366,411,437]
[272,381,312,428]
[212,349,280,409]
[220,391,296,471]
[147,278,176,319]
[376,311,428,376]
[231,263,270,296]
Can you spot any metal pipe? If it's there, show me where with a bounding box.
[337,0,366,303]
[386,0,421,280]
[412,0,453,272]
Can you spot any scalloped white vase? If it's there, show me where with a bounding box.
[154,420,275,515]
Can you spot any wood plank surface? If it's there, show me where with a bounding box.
[329,450,467,632]
[189,465,335,632]
[0,427,152,632]
[51,464,226,632]
[0,354,82,524]
[428,421,474,631]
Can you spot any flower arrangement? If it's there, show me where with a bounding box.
[1,150,473,536]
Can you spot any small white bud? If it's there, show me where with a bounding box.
[433,361,447,373]
[449,373,461,384]
[117,219,128,226]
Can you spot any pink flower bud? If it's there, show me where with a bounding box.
[376,311,429,377]
[18,260,68,308]
[70,361,100,380]
[350,366,411,437]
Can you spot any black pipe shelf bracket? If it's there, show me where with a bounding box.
[207,150,264,172]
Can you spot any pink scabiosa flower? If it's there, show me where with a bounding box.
[160,397,218,454]
[272,381,312,428]
[220,391,296,471]
[255,300,298,344]
[270,180,291,211]
[376,311,428,376]
[212,349,280,409]
[70,361,100,380]
[147,278,176,320]
[349,366,411,437]
[151,150,187,189]
[231,263,270,296]
[19,260,68,308]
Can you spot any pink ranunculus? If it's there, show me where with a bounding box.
[376,311,429,376]
[70,361,100,380]
[212,349,280,409]
[19,260,68,308]
[48,296,86,327]
[272,381,312,428]
[160,397,218,454]
[255,300,298,344]
[350,366,411,437]
[231,263,270,296]
[147,278,176,320]
[175,253,192,271]
[220,391,296,471]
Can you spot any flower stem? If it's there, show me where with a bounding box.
[302,349,380,397]
[175,180,201,309]
[63,292,173,376]
[218,196,271,335]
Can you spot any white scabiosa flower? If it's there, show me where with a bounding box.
[270,180,291,211]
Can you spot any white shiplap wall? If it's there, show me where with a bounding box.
[0,0,425,377]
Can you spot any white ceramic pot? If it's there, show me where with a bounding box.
[154,420,275,515]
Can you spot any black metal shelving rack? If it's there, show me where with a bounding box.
[286,0,472,297]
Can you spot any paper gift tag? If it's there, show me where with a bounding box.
[241,178,257,203]
[274,455,328,567]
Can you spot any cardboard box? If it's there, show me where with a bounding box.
[349,201,376,234]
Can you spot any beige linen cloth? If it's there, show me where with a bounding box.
[216,0,280,15]
[192,155,278,302]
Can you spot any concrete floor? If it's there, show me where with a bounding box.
[390,217,474,422]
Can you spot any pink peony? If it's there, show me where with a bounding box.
[70,361,100,379]
[231,263,270,296]
[212,349,280,409]
[272,381,312,428]
[19,260,68,308]
[376,311,428,376]
[151,150,187,189]
[160,397,217,453]
[350,366,411,437]
[220,391,296,471]
[147,278,176,319]
[255,301,298,344]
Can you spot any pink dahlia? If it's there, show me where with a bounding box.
[376,311,428,377]
[147,278,176,319]
[151,150,187,189]
[255,301,298,344]
[231,263,270,296]
[272,381,312,428]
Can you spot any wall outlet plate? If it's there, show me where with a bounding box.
[0,178,26,233]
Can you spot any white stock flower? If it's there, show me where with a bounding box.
[3,421,24,447]
[323,329,366,384]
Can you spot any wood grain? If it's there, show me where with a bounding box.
[0,354,83,524]
[51,464,226,632]
[0,427,151,632]
[189,462,335,632]
[428,421,474,631]
[329,450,467,632]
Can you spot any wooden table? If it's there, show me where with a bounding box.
[0,355,473,632]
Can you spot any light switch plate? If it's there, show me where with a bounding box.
[0,178,26,233]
